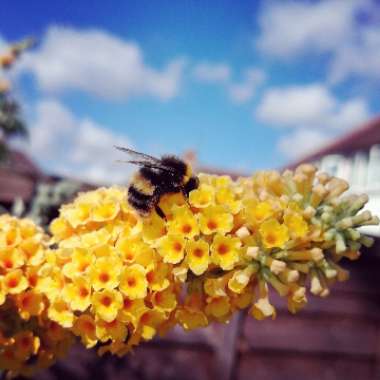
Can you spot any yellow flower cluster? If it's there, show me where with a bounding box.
[0,215,73,377]
[48,188,180,356]
[0,164,378,376]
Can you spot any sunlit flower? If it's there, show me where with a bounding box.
[199,205,233,235]
[185,239,210,275]
[284,212,308,238]
[189,184,215,208]
[92,201,120,222]
[62,277,92,311]
[62,248,93,279]
[146,262,171,291]
[3,269,28,294]
[210,234,241,270]
[259,218,289,249]
[156,234,186,264]
[167,205,199,238]
[92,289,123,322]
[90,256,122,291]
[215,187,242,214]
[61,202,92,228]
[119,264,148,299]
[48,298,74,328]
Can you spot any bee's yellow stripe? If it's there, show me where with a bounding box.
[132,173,155,196]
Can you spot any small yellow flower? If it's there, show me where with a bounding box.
[118,297,147,326]
[156,234,186,264]
[259,218,289,249]
[158,193,186,218]
[146,262,171,291]
[119,264,148,299]
[215,187,242,214]
[211,234,241,270]
[92,289,123,322]
[251,298,276,320]
[116,236,151,265]
[205,297,230,319]
[62,248,93,279]
[199,205,233,235]
[19,239,45,266]
[48,298,74,327]
[73,314,97,348]
[61,202,92,228]
[141,212,167,242]
[151,286,177,313]
[50,217,74,240]
[0,247,24,271]
[62,277,92,311]
[185,239,210,275]
[90,256,122,291]
[139,310,166,340]
[189,184,215,208]
[3,269,28,294]
[16,290,44,319]
[228,266,255,294]
[92,201,120,222]
[96,318,128,343]
[167,205,199,238]
[176,307,208,331]
[244,199,275,226]
[284,212,308,238]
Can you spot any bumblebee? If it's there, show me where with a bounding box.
[115,146,199,218]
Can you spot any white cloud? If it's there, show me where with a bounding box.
[14,26,185,100]
[277,129,332,160]
[13,100,133,184]
[256,0,359,58]
[193,63,265,103]
[193,62,231,83]
[256,84,370,131]
[228,68,266,104]
[329,26,380,83]
[256,0,380,83]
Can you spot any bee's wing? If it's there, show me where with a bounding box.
[114,146,160,163]
[116,159,176,173]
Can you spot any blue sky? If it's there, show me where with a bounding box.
[1,0,380,183]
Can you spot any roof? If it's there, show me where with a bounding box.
[288,116,380,169]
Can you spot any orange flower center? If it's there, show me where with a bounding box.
[193,248,204,258]
[182,224,192,234]
[3,259,13,269]
[7,277,19,288]
[101,296,112,307]
[127,277,137,287]
[173,242,182,252]
[28,275,37,287]
[99,272,110,283]
[79,287,89,298]
[265,233,276,245]
[207,220,217,230]
[218,244,229,255]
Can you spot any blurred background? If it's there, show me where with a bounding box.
[1,0,380,379]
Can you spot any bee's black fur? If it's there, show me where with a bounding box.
[118,147,199,217]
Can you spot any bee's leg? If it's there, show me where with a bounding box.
[180,187,192,208]
[155,205,167,220]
